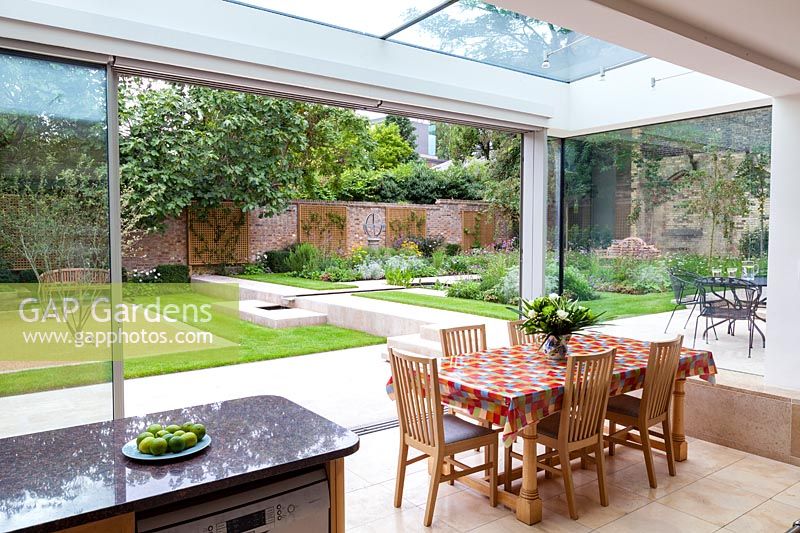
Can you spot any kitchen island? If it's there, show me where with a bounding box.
[0,395,359,532]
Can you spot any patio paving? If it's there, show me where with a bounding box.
[0,344,396,439]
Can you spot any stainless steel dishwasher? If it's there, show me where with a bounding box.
[136,467,330,533]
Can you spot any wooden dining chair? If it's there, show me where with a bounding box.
[605,335,683,489]
[507,319,544,346]
[389,347,500,527]
[439,324,487,358]
[504,348,616,520]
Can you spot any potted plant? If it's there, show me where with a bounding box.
[518,294,604,360]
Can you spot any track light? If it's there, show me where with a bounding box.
[541,58,551,69]
[599,67,606,81]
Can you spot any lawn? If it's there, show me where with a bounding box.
[0,291,383,397]
[234,273,357,290]
[355,290,677,321]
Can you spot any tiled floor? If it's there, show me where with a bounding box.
[345,428,800,532]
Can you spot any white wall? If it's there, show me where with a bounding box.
[765,94,800,389]
[549,58,769,136]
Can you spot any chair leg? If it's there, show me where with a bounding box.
[595,440,609,507]
[503,443,513,491]
[662,418,676,477]
[423,455,443,527]
[640,426,658,489]
[608,421,616,456]
[560,450,579,520]
[692,315,701,348]
[682,303,696,329]
[489,443,498,507]
[484,439,491,478]
[394,443,409,508]
[544,446,553,479]
[448,454,455,486]
[664,305,678,333]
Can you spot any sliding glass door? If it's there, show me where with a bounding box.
[0,50,113,436]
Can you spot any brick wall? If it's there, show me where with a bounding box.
[123,199,511,269]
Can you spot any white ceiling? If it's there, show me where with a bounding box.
[495,0,800,96]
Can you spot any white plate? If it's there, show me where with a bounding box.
[122,434,211,461]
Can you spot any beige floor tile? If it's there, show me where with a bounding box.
[774,481,800,509]
[379,469,463,507]
[345,469,373,493]
[471,512,591,533]
[346,428,427,484]
[428,489,510,531]
[543,481,650,529]
[608,457,702,500]
[708,455,800,498]
[676,438,748,477]
[657,476,767,526]
[349,505,460,533]
[725,499,800,533]
[345,482,407,530]
[595,501,718,533]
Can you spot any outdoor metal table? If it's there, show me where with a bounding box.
[386,332,717,525]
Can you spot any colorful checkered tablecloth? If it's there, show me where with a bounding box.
[386,333,716,447]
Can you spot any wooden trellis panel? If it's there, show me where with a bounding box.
[298,204,347,253]
[188,203,249,266]
[462,210,496,249]
[386,207,427,244]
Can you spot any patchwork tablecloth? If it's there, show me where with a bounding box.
[386,333,716,447]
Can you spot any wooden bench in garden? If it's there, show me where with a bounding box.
[38,268,110,284]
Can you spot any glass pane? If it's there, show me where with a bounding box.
[390,1,646,82]
[0,52,112,436]
[561,108,771,372]
[228,0,445,36]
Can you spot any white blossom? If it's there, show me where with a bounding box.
[527,309,537,319]
[549,293,559,300]
[556,309,570,320]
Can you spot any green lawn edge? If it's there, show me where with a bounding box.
[0,324,384,397]
[234,273,358,290]
[355,290,678,321]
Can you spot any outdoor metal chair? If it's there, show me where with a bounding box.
[664,269,700,333]
[693,277,764,357]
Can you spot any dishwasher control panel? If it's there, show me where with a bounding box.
[137,468,329,533]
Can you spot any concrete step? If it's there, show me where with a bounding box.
[385,334,442,359]
[214,299,327,328]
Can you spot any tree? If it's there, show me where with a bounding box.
[119,78,308,230]
[481,133,521,233]
[369,122,415,170]
[384,115,417,149]
[683,149,749,260]
[735,151,770,256]
[632,146,679,243]
[294,103,373,199]
[435,122,496,161]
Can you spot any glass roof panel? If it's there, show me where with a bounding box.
[229,0,446,36]
[388,1,647,82]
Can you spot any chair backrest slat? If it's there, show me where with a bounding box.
[440,324,487,358]
[642,335,683,421]
[389,348,444,448]
[559,348,616,443]
[507,319,544,346]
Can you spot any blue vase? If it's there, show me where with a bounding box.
[542,334,571,360]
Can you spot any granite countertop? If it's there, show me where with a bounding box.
[0,395,359,533]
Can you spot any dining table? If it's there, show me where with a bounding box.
[386,332,717,525]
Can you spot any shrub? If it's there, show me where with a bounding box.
[242,263,266,275]
[385,267,413,287]
[446,280,483,300]
[444,243,461,256]
[400,235,444,257]
[563,265,595,301]
[356,260,384,280]
[18,269,37,283]
[628,264,669,294]
[256,249,292,273]
[430,250,447,272]
[445,255,471,274]
[155,264,190,283]
[739,226,768,258]
[284,243,321,273]
[496,266,520,305]
[130,268,161,283]
[0,261,15,283]
[319,266,359,282]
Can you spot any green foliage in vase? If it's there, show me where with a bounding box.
[518,294,604,337]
